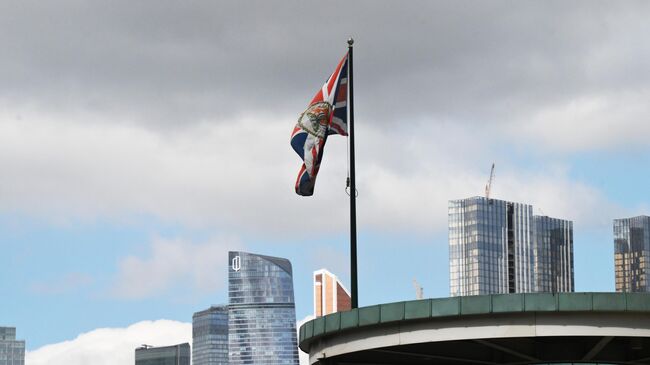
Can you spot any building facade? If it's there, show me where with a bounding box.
[534,215,574,292]
[193,305,229,365]
[134,343,190,365]
[449,196,574,296]
[313,269,351,317]
[614,215,650,292]
[228,251,299,365]
[0,327,24,365]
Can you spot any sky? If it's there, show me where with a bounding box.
[1,0,650,363]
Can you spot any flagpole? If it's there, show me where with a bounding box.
[347,37,358,309]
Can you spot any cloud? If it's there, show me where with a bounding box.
[0,107,623,237]
[514,91,650,151]
[112,236,241,299]
[489,166,621,228]
[1,1,649,134]
[26,320,190,365]
[0,1,645,236]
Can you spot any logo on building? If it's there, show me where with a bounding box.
[232,255,241,272]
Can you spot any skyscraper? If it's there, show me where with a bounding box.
[192,305,228,365]
[0,327,24,365]
[534,215,574,292]
[135,343,190,365]
[313,268,351,317]
[614,215,650,292]
[228,251,299,365]
[449,196,574,296]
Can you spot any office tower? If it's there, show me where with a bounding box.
[192,305,229,365]
[534,215,574,292]
[614,215,650,292]
[134,343,190,365]
[0,327,24,365]
[449,196,574,296]
[228,251,299,365]
[313,268,351,317]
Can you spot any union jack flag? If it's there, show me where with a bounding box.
[290,53,348,196]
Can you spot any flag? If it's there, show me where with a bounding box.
[290,53,348,196]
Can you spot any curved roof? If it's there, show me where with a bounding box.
[299,292,650,365]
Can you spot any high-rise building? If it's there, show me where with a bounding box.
[614,215,650,292]
[134,343,190,365]
[0,327,24,365]
[449,196,574,296]
[534,215,574,292]
[192,305,229,365]
[228,251,299,365]
[313,268,351,317]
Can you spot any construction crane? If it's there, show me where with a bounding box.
[485,163,495,200]
[412,279,424,300]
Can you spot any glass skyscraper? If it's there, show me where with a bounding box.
[134,343,190,365]
[228,251,299,365]
[192,305,229,365]
[449,196,574,296]
[534,215,574,292]
[614,215,650,292]
[0,327,24,365]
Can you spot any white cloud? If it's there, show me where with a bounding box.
[514,91,650,151]
[112,236,241,299]
[490,166,621,227]
[26,320,190,365]
[26,316,314,365]
[0,108,625,237]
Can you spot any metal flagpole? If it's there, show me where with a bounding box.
[347,37,358,309]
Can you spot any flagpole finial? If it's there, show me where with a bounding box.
[347,37,354,46]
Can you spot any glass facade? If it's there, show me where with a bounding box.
[0,327,25,365]
[614,216,650,292]
[228,251,299,365]
[534,216,574,292]
[193,305,229,365]
[134,343,190,365]
[449,196,574,296]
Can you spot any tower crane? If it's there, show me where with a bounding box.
[412,278,424,300]
[485,163,495,200]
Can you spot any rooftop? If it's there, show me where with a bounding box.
[299,292,650,365]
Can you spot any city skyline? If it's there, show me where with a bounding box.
[449,196,574,296]
[3,1,650,364]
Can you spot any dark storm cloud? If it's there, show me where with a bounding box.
[1,1,648,127]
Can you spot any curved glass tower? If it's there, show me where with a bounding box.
[228,251,299,365]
